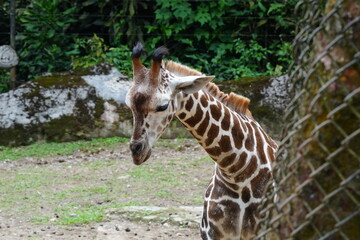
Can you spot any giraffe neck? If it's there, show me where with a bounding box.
[175,90,277,174]
[175,89,277,239]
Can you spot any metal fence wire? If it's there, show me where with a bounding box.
[255,0,360,239]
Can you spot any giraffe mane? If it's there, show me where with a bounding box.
[164,60,252,118]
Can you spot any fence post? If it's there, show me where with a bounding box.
[9,0,16,89]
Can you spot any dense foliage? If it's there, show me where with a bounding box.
[0,0,297,92]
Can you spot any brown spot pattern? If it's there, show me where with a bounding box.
[208,222,224,239]
[178,112,186,120]
[200,94,209,108]
[167,114,173,122]
[157,126,162,132]
[267,146,275,163]
[205,124,219,146]
[161,117,167,125]
[234,155,258,182]
[133,92,149,109]
[243,203,259,231]
[208,201,225,221]
[206,146,221,157]
[257,142,267,165]
[207,94,215,102]
[244,123,254,151]
[239,118,248,133]
[220,200,240,235]
[251,168,271,198]
[180,97,186,110]
[221,108,231,131]
[219,135,232,153]
[211,178,239,199]
[219,153,236,168]
[253,123,268,165]
[241,187,251,203]
[184,104,203,127]
[184,96,194,112]
[210,103,221,121]
[196,112,210,136]
[232,117,244,149]
[228,151,247,174]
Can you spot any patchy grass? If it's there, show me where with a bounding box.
[0,136,129,161]
[0,167,60,211]
[55,204,109,225]
[32,202,144,225]
[0,138,212,227]
[154,138,187,150]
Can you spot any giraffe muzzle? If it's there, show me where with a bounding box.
[130,140,152,165]
[130,141,143,155]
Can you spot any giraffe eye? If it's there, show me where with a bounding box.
[156,103,169,112]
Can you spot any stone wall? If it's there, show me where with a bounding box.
[217,75,289,139]
[0,63,288,146]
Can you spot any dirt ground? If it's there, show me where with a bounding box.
[0,139,214,240]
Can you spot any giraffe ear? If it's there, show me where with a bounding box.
[172,75,215,94]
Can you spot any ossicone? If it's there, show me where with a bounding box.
[132,42,147,58]
[132,42,147,81]
[152,46,169,63]
[149,46,168,86]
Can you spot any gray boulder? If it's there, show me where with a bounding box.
[0,45,19,69]
[0,63,133,146]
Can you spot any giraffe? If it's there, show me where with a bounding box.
[125,42,278,240]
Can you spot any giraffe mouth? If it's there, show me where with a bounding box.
[132,149,152,165]
[130,138,152,165]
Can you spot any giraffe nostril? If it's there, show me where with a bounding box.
[130,142,143,155]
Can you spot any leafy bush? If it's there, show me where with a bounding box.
[144,0,296,79]
[16,0,78,80]
[71,34,109,69]
[8,0,296,87]
[71,34,132,77]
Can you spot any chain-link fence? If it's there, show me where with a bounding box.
[256,1,360,239]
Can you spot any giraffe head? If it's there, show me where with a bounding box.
[125,43,214,165]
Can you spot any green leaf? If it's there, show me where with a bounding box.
[257,19,267,27]
[196,12,211,26]
[23,10,32,16]
[56,21,65,27]
[63,7,76,15]
[268,3,285,15]
[257,1,266,12]
[164,28,172,37]
[82,0,97,7]
[155,8,173,24]
[179,38,193,47]
[173,3,191,19]
[47,29,55,38]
